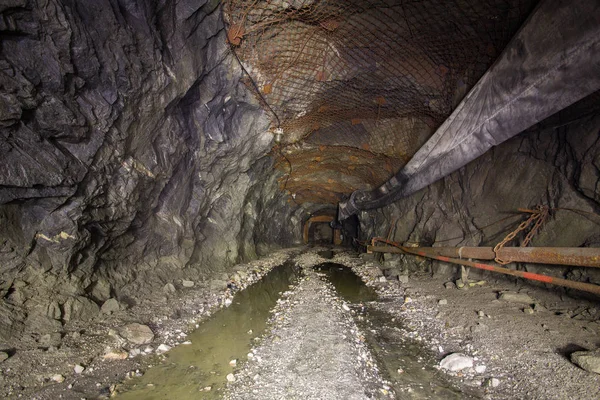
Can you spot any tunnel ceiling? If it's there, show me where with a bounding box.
[224,0,539,204]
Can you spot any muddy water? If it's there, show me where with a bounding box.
[116,262,301,400]
[315,263,476,400]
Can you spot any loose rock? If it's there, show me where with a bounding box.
[571,350,600,374]
[439,353,474,372]
[182,280,195,288]
[163,283,176,293]
[156,344,171,354]
[101,298,120,314]
[0,351,8,362]
[498,292,534,304]
[39,332,62,348]
[74,364,85,374]
[103,350,128,360]
[119,323,154,345]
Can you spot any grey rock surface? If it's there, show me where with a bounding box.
[0,0,304,339]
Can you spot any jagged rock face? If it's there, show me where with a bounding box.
[359,114,600,284]
[0,0,301,339]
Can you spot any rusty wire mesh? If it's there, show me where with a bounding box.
[223,0,539,202]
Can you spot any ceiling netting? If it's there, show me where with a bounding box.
[223,0,538,204]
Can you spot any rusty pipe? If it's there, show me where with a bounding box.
[366,246,600,268]
[370,239,600,296]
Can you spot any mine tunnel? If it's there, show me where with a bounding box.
[0,0,599,398]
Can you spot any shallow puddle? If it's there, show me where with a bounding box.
[116,262,301,400]
[314,262,378,303]
[315,262,477,399]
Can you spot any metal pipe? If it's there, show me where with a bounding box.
[370,239,600,296]
[366,246,600,268]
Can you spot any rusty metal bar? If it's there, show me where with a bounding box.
[370,239,600,296]
[366,246,600,268]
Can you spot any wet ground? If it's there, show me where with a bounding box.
[3,247,600,399]
[116,262,302,399]
[116,255,470,400]
[315,262,472,399]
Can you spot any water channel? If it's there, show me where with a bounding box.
[117,259,473,399]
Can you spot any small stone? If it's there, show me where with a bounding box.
[378,276,387,283]
[163,283,176,293]
[404,296,413,304]
[439,353,474,372]
[498,292,534,304]
[438,299,448,305]
[444,281,456,289]
[226,373,236,382]
[202,386,212,392]
[210,280,228,291]
[101,298,120,314]
[475,365,487,374]
[229,359,237,367]
[119,323,154,345]
[156,344,171,354]
[182,280,195,288]
[224,298,232,307]
[533,303,547,312]
[0,351,8,362]
[74,364,85,374]
[477,310,485,318]
[471,323,489,333]
[51,374,65,383]
[523,307,534,314]
[342,303,350,311]
[103,350,128,360]
[398,275,409,284]
[129,348,142,357]
[486,377,500,387]
[571,350,600,374]
[39,332,62,348]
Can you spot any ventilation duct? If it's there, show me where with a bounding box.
[338,0,600,220]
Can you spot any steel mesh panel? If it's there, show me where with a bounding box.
[224,0,538,202]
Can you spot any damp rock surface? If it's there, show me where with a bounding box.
[0,0,302,345]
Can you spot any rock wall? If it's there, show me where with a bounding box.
[360,112,600,288]
[0,0,301,340]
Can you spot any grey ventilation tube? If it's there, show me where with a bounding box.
[338,0,600,220]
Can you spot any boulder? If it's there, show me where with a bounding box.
[571,350,600,374]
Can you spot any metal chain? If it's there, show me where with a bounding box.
[493,205,550,264]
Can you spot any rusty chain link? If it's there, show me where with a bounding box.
[493,205,550,264]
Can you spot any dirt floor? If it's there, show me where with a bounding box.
[1,247,600,399]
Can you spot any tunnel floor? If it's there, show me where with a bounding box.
[2,248,600,399]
